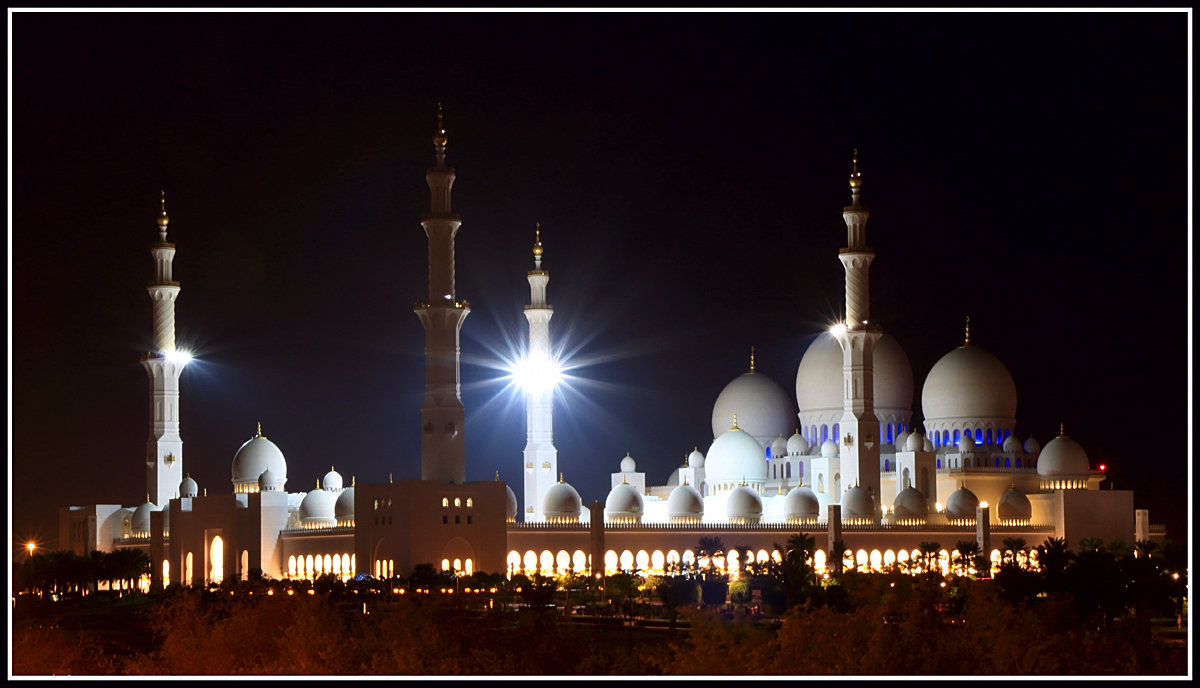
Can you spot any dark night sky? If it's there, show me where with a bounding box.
[10,11,1191,548]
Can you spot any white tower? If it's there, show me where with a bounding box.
[141,192,187,505]
[522,225,558,521]
[414,105,470,484]
[835,150,882,514]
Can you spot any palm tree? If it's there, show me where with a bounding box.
[696,536,724,577]
[1001,537,1027,567]
[1036,537,1072,595]
[830,538,848,576]
[954,540,980,576]
[1078,537,1104,553]
[1133,539,1158,559]
[918,541,941,577]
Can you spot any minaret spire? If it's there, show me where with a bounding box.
[141,192,187,506]
[415,104,470,484]
[523,223,558,521]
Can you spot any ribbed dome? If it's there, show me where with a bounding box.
[619,453,636,473]
[1023,435,1042,454]
[769,435,788,459]
[820,439,839,458]
[667,482,704,521]
[1003,434,1023,453]
[180,475,198,498]
[543,481,582,522]
[505,484,518,522]
[922,344,1017,428]
[334,486,355,521]
[299,487,337,526]
[711,371,796,447]
[998,486,1032,522]
[892,487,928,518]
[605,481,644,521]
[841,485,875,519]
[322,468,343,491]
[705,425,767,484]
[1037,433,1090,477]
[687,448,705,468]
[786,431,808,455]
[231,434,288,491]
[905,431,926,452]
[784,486,820,520]
[796,332,914,427]
[945,485,980,519]
[725,485,763,523]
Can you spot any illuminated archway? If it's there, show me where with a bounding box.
[619,550,634,572]
[507,551,522,577]
[540,550,554,575]
[209,536,224,585]
[185,552,193,586]
[556,550,571,572]
[635,550,650,573]
[572,550,587,573]
[240,550,249,581]
[604,550,618,575]
[523,550,538,573]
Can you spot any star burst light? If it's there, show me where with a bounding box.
[509,351,564,395]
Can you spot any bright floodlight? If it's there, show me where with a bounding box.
[164,349,193,365]
[829,322,847,337]
[510,353,563,395]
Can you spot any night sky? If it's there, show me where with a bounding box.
[11,11,1191,548]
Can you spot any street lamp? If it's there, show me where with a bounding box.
[25,542,36,560]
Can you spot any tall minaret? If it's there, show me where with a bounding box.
[835,150,882,512]
[141,191,187,505]
[522,224,558,521]
[414,105,470,484]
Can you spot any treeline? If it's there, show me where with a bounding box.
[14,548,150,596]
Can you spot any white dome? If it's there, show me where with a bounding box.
[711,370,796,447]
[905,431,925,452]
[619,453,637,473]
[258,468,281,491]
[605,481,644,521]
[923,437,935,452]
[704,425,768,484]
[945,485,980,519]
[299,487,337,526]
[687,448,705,468]
[1023,435,1042,454]
[841,485,875,519]
[334,485,355,521]
[322,468,343,492]
[769,435,788,459]
[667,482,704,521]
[998,486,1032,521]
[820,439,839,458]
[231,433,288,490]
[895,430,910,450]
[922,344,1017,429]
[180,475,198,498]
[131,500,157,536]
[958,433,976,451]
[1003,434,1023,453]
[786,431,808,455]
[796,331,914,427]
[892,487,928,518]
[1037,433,1090,477]
[505,484,518,522]
[725,485,763,523]
[784,486,820,520]
[543,481,582,522]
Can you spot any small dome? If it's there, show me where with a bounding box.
[998,485,1032,522]
[180,475,198,498]
[543,481,582,522]
[1023,435,1042,454]
[725,485,763,524]
[821,440,839,458]
[1003,434,1023,453]
[619,453,637,473]
[322,468,343,491]
[895,430,910,450]
[667,482,704,521]
[786,431,808,456]
[841,485,875,519]
[687,448,705,468]
[131,500,157,536]
[605,481,644,522]
[1037,433,1090,477]
[784,486,820,520]
[712,370,796,447]
[258,468,281,491]
[923,437,935,452]
[705,425,768,484]
[769,435,788,459]
[905,431,925,452]
[335,485,355,521]
[231,431,288,491]
[299,486,337,527]
[958,433,976,451]
[922,344,1017,428]
[892,487,928,518]
[945,485,980,519]
[505,484,519,522]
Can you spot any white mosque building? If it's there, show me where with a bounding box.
[59,114,1162,590]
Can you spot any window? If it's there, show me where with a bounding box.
[467,515,472,524]
[442,497,449,508]
[466,498,473,508]
[454,497,461,508]
[454,515,460,524]
[442,515,448,524]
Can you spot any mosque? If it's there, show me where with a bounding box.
[58,113,1163,590]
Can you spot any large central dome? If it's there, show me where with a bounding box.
[711,370,795,448]
[921,343,1017,442]
[795,331,914,439]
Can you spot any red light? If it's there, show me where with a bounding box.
[1099,464,1106,471]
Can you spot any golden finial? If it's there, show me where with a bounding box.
[330,465,334,473]
[1059,422,1065,437]
[146,493,151,504]
[433,103,447,147]
[533,222,543,258]
[682,475,688,486]
[964,316,971,346]
[203,488,207,497]
[740,476,748,487]
[316,479,321,490]
[749,346,756,373]
[256,421,263,438]
[621,474,628,485]
[388,472,393,484]
[849,148,863,189]
[731,413,740,431]
[559,472,565,483]
[157,190,169,228]
[351,476,356,487]
[495,470,500,481]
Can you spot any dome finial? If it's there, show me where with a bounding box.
[1058,421,1065,437]
[559,472,564,483]
[256,421,263,438]
[146,493,151,504]
[388,472,393,483]
[433,102,447,148]
[495,470,500,481]
[315,479,321,490]
[749,346,756,373]
[964,315,971,346]
[157,190,169,234]
[532,222,544,268]
[351,476,356,487]
[849,148,863,189]
[731,413,740,431]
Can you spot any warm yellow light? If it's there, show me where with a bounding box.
[287,589,294,596]
[307,589,315,595]
[26,542,36,555]
[829,322,847,338]
[979,501,989,509]
[935,502,944,512]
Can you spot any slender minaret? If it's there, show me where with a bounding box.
[414,105,470,484]
[141,191,187,505]
[835,150,882,513]
[522,224,558,521]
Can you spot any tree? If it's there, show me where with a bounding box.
[696,536,724,577]
[1001,537,1027,567]
[1036,537,1072,595]
[918,542,942,578]
[954,540,979,577]
[830,539,848,576]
